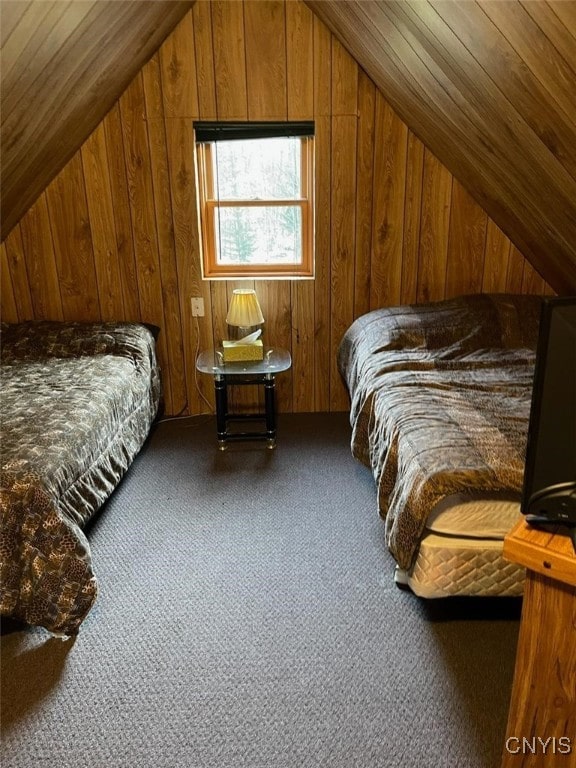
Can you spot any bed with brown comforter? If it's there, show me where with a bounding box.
[0,321,161,634]
[338,294,542,595]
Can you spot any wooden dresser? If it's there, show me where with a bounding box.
[502,519,576,767]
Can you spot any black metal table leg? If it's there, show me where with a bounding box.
[264,373,276,449]
[214,374,228,450]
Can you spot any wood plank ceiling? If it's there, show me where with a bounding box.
[1,0,575,295]
[1,0,194,240]
[305,0,576,295]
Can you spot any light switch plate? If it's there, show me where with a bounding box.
[191,297,205,317]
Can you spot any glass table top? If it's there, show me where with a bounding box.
[196,348,292,376]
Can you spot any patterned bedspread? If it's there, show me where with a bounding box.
[0,322,161,634]
[338,294,542,570]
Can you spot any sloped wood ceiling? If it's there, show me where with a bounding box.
[1,0,194,240]
[2,1,574,295]
[1,2,555,417]
[305,0,576,295]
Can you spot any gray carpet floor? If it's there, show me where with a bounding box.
[0,413,521,768]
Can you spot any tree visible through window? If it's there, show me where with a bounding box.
[194,122,315,279]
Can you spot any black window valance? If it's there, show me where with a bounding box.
[193,121,315,143]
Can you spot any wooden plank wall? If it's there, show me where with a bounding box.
[0,0,552,417]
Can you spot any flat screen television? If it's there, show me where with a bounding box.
[521,296,576,525]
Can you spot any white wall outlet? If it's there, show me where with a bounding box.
[191,297,205,317]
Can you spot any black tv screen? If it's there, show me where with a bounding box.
[521,296,576,523]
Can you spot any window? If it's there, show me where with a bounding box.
[194,122,315,279]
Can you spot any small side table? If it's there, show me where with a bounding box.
[196,348,291,450]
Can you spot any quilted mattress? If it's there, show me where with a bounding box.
[395,494,525,597]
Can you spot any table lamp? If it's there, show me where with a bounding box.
[223,289,265,361]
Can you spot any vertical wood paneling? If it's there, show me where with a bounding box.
[81,122,125,321]
[165,117,214,415]
[211,0,247,119]
[331,37,357,116]
[1,1,554,419]
[244,0,287,120]
[354,71,375,319]
[1,241,19,322]
[522,260,547,296]
[417,150,453,303]
[291,278,315,412]
[209,283,227,350]
[401,132,424,305]
[312,18,332,412]
[102,105,141,320]
[507,246,526,294]
[288,1,315,412]
[193,0,217,120]
[119,73,171,412]
[18,194,64,320]
[143,54,188,416]
[483,220,511,294]
[370,95,408,310]
[331,115,357,409]
[256,280,293,411]
[313,114,332,413]
[445,181,487,298]
[3,225,34,320]
[44,154,100,320]
[119,75,164,327]
[313,15,331,117]
[286,0,314,120]
[159,11,198,119]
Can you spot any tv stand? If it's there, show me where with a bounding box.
[502,519,575,767]
[525,515,576,555]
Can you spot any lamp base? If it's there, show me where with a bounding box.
[228,324,260,341]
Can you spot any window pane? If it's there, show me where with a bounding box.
[212,138,301,200]
[214,206,302,265]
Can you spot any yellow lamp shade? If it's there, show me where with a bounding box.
[226,289,264,327]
